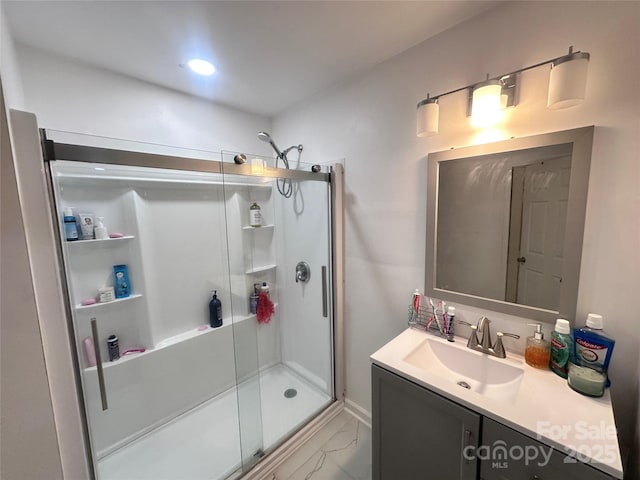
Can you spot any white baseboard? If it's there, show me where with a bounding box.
[344,398,371,429]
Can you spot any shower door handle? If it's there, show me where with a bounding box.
[321,266,328,318]
[90,317,109,411]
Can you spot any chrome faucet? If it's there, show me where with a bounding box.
[477,316,493,349]
[460,316,520,358]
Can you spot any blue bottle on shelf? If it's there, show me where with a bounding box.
[63,207,79,241]
[113,265,131,298]
[209,290,223,328]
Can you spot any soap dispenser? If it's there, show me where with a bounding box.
[525,323,550,369]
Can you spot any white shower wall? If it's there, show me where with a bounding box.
[134,186,231,344]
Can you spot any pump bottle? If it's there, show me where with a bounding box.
[525,323,550,369]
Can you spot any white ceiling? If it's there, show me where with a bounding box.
[3,1,500,117]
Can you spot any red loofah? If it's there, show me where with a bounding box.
[256,291,275,324]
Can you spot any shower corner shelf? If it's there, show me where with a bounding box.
[75,293,143,310]
[245,264,276,275]
[242,224,274,230]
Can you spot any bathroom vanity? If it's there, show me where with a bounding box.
[370,328,622,480]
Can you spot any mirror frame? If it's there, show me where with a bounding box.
[426,126,594,323]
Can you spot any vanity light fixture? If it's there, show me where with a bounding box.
[416,94,439,137]
[547,47,590,109]
[416,46,590,135]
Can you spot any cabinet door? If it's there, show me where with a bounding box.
[372,365,480,480]
[480,418,613,480]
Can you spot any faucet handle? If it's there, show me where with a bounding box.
[467,325,480,348]
[493,332,521,358]
[498,332,520,339]
[457,320,479,348]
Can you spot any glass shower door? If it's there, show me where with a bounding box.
[221,155,334,470]
[48,157,260,480]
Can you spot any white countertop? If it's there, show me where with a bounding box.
[370,327,623,479]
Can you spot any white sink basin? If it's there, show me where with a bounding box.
[403,338,524,403]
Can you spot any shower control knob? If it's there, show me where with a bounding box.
[295,261,310,283]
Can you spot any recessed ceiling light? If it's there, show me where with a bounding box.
[187,59,216,76]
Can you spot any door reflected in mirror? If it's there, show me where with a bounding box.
[436,144,571,311]
[426,127,593,323]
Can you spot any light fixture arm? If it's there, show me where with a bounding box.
[417,46,589,107]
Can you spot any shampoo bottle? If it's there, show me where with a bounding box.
[113,265,131,298]
[209,290,223,328]
[549,319,573,378]
[249,202,262,227]
[525,323,550,369]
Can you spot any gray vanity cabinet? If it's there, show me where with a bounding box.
[480,418,612,480]
[372,365,481,480]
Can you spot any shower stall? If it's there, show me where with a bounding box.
[41,130,344,480]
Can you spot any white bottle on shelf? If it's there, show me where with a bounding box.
[95,217,108,240]
[249,202,262,227]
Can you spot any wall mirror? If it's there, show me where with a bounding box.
[426,127,594,323]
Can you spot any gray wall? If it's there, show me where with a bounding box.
[273,1,640,472]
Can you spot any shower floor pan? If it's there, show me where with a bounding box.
[97,363,331,480]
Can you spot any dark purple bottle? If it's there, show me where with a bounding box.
[209,290,223,328]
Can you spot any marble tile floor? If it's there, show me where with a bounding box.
[269,411,372,480]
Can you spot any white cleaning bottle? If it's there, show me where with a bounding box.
[95,217,108,240]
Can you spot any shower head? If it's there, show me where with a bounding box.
[257,131,271,143]
[257,131,283,158]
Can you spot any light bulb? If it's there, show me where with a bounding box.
[471,81,502,128]
[187,59,216,76]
